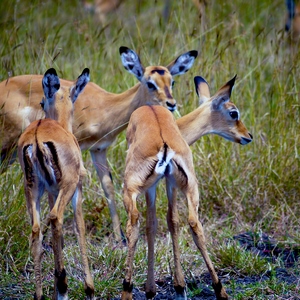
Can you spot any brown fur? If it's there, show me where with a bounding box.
[17,69,94,300]
[121,105,228,300]
[177,76,252,146]
[1,48,197,243]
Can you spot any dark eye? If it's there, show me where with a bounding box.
[147,82,156,90]
[229,111,238,119]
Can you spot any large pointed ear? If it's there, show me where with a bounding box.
[211,75,237,110]
[42,68,60,100]
[70,68,90,103]
[166,50,198,76]
[194,76,210,105]
[119,46,145,81]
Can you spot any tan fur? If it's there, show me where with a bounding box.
[84,0,206,28]
[0,48,197,243]
[83,0,123,23]
[177,76,252,146]
[17,69,94,300]
[121,105,228,300]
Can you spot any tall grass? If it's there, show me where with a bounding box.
[0,0,299,298]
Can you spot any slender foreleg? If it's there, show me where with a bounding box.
[90,149,125,244]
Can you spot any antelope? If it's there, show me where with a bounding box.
[0,46,198,243]
[285,0,300,42]
[17,68,94,300]
[121,76,252,300]
[83,0,123,23]
[121,105,229,300]
[83,0,206,26]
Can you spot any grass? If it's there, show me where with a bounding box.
[0,0,300,298]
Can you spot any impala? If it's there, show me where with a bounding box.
[83,0,206,27]
[17,68,94,300]
[122,76,252,300]
[83,0,123,23]
[177,75,253,146]
[122,105,228,300]
[0,46,198,243]
[285,0,300,41]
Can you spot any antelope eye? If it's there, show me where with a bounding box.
[147,82,156,90]
[229,111,238,119]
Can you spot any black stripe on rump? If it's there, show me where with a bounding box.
[34,120,53,185]
[23,145,34,187]
[145,159,158,181]
[162,142,168,162]
[45,141,62,183]
[174,161,188,187]
[157,143,169,168]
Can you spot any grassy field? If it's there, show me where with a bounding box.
[0,0,299,299]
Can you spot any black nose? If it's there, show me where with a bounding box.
[166,101,176,112]
[249,133,253,139]
[241,137,252,145]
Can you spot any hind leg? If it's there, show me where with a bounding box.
[121,187,140,300]
[24,179,45,300]
[145,185,158,298]
[185,179,228,300]
[166,179,186,299]
[49,183,78,300]
[72,180,94,299]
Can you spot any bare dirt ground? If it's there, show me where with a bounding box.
[1,232,299,299]
[110,267,299,300]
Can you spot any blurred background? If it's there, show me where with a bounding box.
[0,0,299,299]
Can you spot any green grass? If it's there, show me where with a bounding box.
[1,0,300,298]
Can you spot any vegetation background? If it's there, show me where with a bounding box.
[0,0,299,299]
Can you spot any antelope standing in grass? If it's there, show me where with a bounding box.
[18,68,94,300]
[285,0,300,41]
[0,46,198,243]
[83,0,206,27]
[121,76,252,300]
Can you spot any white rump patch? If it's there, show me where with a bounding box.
[155,148,175,174]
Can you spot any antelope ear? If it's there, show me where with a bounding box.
[42,68,60,99]
[211,75,237,110]
[120,46,145,81]
[70,68,90,103]
[166,50,198,76]
[194,76,210,105]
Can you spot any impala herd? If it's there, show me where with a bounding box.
[0,46,252,300]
